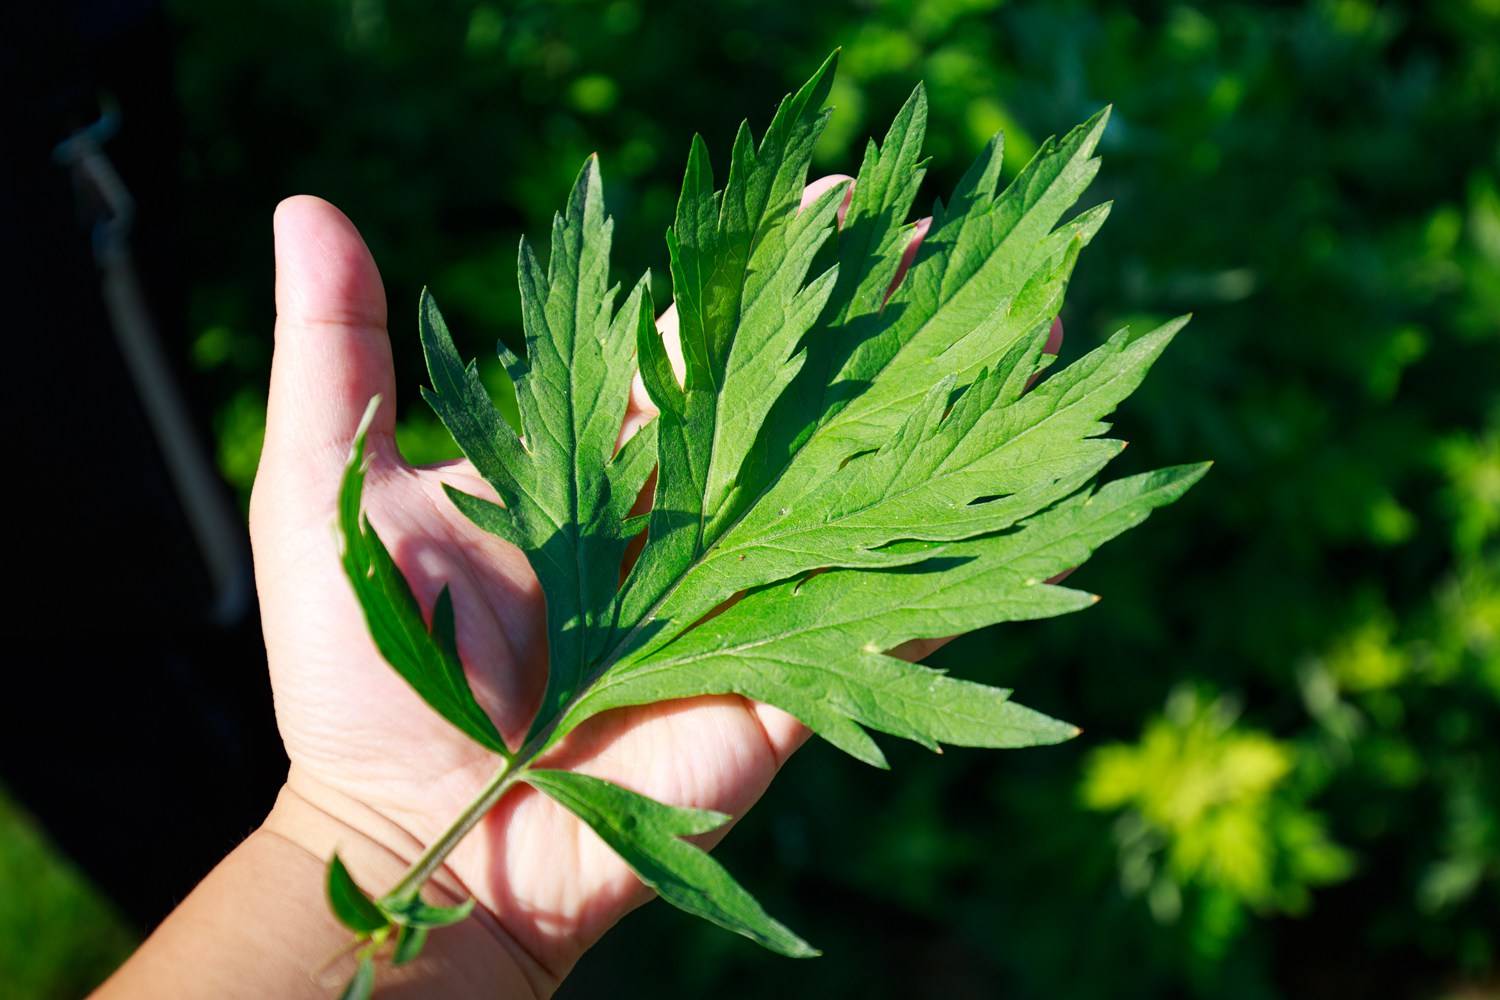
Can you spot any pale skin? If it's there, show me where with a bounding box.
[95,176,1063,999]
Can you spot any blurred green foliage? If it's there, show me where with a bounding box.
[35,0,1500,996]
[0,787,134,1000]
[1082,687,1354,956]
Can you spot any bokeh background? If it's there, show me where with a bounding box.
[4,0,1499,997]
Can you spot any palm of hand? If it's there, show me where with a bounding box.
[251,196,803,982]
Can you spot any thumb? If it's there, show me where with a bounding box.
[262,196,398,496]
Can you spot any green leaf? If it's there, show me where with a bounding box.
[418,160,653,735]
[380,893,477,929]
[391,925,429,967]
[525,769,818,957]
[337,955,375,1000]
[557,110,1120,687]
[326,854,390,936]
[559,465,1206,766]
[335,51,1210,967]
[617,63,846,629]
[337,399,510,756]
[760,81,929,473]
[643,315,1186,622]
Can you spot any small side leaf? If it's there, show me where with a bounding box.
[326,854,390,936]
[526,769,818,958]
[337,955,376,1000]
[381,893,477,930]
[337,398,510,757]
[392,925,429,967]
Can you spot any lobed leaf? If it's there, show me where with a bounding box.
[617,54,846,635]
[419,159,654,737]
[557,465,1207,765]
[526,769,818,957]
[599,106,1123,672]
[334,51,1210,971]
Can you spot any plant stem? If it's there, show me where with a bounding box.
[381,754,521,905]
[378,703,579,903]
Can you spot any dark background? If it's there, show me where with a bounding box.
[2,1,1498,997]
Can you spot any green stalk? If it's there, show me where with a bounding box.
[377,709,577,909]
[380,754,521,906]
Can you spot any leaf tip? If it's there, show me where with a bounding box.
[326,851,390,936]
[349,395,382,460]
[797,49,840,107]
[1171,460,1214,492]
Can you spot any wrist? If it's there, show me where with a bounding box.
[264,770,556,998]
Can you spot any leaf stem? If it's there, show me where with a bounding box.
[311,936,368,988]
[381,753,522,906]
